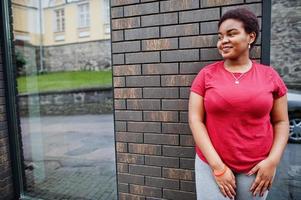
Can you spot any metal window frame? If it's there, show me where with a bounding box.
[261,0,272,65]
[0,0,24,199]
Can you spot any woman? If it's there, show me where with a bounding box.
[189,8,289,200]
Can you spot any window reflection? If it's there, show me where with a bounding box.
[12,0,115,199]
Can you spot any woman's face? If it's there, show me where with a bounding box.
[217,19,255,60]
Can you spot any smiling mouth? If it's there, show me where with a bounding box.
[222,47,232,52]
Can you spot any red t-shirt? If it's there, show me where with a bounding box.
[190,60,287,173]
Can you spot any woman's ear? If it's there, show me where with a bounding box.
[249,32,256,45]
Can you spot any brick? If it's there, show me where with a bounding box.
[114,99,126,109]
[127,99,161,110]
[201,0,243,8]
[118,183,129,193]
[125,27,159,40]
[111,7,124,18]
[250,46,261,59]
[117,153,145,164]
[118,163,129,173]
[179,8,220,23]
[162,123,191,134]
[161,23,199,37]
[180,62,211,74]
[163,146,195,158]
[141,13,178,27]
[162,99,188,110]
[126,52,160,64]
[162,168,194,180]
[222,3,262,17]
[116,142,128,152]
[145,155,179,168]
[179,35,218,48]
[160,0,199,12]
[146,198,164,200]
[180,135,195,146]
[114,77,125,87]
[180,87,190,99]
[180,158,195,169]
[142,38,178,51]
[114,88,142,99]
[119,192,145,200]
[112,41,140,53]
[115,110,142,121]
[111,0,139,6]
[201,21,219,34]
[118,173,144,184]
[112,17,140,30]
[163,189,196,200]
[116,132,143,143]
[144,111,178,122]
[144,133,179,145]
[112,30,124,42]
[129,164,161,177]
[128,122,161,133]
[124,2,159,17]
[115,121,127,131]
[126,76,160,87]
[129,143,161,155]
[142,63,178,75]
[161,49,199,62]
[113,65,141,76]
[112,54,124,65]
[145,176,179,189]
[143,88,179,98]
[180,112,188,122]
[181,180,196,192]
[161,75,195,86]
[200,48,223,61]
[130,184,162,198]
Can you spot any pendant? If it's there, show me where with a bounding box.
[235,80,239,84]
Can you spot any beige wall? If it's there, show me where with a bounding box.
[12,0,110,46]
[12,0,41,45]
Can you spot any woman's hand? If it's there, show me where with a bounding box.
[247,159,277,197]
[213,166,236,199]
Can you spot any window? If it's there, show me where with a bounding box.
[103,0,110,33]
[54,9,65,32]
[78,3,90,28]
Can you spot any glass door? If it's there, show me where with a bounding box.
[12,0,116,199]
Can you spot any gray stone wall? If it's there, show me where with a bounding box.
[15,39,112,74]
[271,0,301,89]
[43,40,112,72]
[18,87,113,116]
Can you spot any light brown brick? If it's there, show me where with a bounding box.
[144,111,178,122]
[129,143,161,155]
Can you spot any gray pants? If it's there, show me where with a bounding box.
[195,155,268,200]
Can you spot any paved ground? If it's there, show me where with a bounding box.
[20,114,117,200]
[20,114,301,200]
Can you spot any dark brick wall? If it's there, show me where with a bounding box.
[111,0,262,199]
[0,27,14,200]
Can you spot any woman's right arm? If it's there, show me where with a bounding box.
[188,92,236,198]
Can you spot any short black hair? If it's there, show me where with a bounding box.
[218,8,259,49]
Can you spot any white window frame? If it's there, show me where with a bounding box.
[54,8,65,32]
[78,3,90,28]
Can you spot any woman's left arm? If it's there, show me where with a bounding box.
[248,94,289,196]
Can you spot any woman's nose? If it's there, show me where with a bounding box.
[222,36,230,43]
